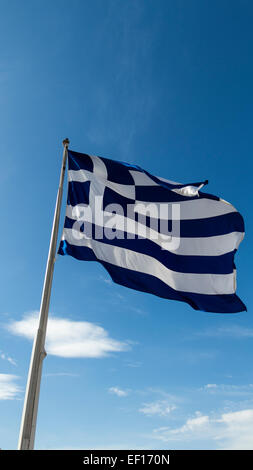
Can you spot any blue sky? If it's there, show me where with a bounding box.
[0,0,253,450]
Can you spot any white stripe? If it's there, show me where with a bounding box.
[90,155,108,179]
[62,228,236,295]
[174,232,244,256]
[130,170,187,188]
[131,179,200,196]
[129,170,158,186]
[68,169,90,183]
[134,198,236,220]
[69,169,135,200]
[156,175,182,185]
[66,204,243,256]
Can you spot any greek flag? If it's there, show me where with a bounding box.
[58,149,246,313]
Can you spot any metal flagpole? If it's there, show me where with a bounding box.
[18,138,69,450]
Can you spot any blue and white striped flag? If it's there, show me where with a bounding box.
[58,149,246,313]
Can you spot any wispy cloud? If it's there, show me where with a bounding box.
[84,2,157,157]
[6,311,130,358]
[139,400,177,417]
[44,372,80,378]
[125,361,142,368]
[197,325,253,339]
[98,275,113,286]
[204,383,218,390]
[108,386,129,397]
[152,408,253,450]
[0,374,21,400]
[128,306,147,316]
[201,383,253,397]
[0,351,17,366]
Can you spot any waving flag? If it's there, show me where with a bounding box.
[58,149,246,313]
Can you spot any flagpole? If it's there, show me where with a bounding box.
[18,138,69,450]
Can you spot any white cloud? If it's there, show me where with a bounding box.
[220,409,253,425]
[44,372,79,378]
[7,312,129,358]
[152,408,253,450]
[0,351,17,366]
[139,400,177,417]
[0,374,21,400]
[109,387,129,397]
[125,361,142,368]
[99,275,113,286]
[204,383,218,389]
[129,306,147,316]
[199,325,253,339]
[202,383,253,397]
[171,412,210,435]
[216,409,253,450]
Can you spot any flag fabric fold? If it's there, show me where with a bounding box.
[58,149,246,313]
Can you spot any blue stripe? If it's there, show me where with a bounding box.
[99,156,135,184]
[177,212,244,237]
[68,150,93,172]
[135,185,219,203]
[58,239,97,261]
[63,217,237,274]
[103,187,135,207]
[58,240,246,313]
[67,181,90,207]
